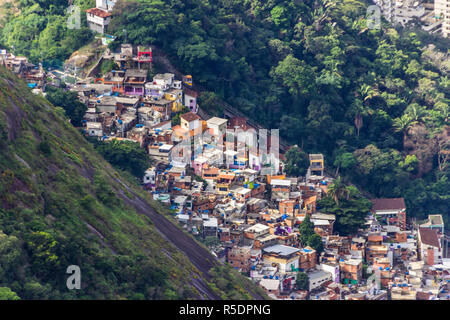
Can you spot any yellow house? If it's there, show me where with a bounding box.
[164,89,183,113]
[309,154,324,176]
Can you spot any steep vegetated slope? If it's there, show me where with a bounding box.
[0,66,263,300]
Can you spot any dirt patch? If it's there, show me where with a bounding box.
[404,123,438,177]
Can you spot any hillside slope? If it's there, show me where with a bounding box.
[0,66,263,300]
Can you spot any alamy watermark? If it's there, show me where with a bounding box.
[366,5,381,30]
[67,5,81,30]
[66,265,81,290]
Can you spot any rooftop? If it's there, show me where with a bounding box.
[245,223,269,233]
[308,270,331,280]
[419,228,440,248]
[153,73,174,81]
[116,97,139,104]
[259,279,280,291]
[263,244,300,257]
[125,69,147,78]
[86,8,112,18]
[204,218,218,228]
[271,179,291,186]
[207,117,228,126]
[181,112,201,122]
[371,198,406,211]
[309,154,324,161]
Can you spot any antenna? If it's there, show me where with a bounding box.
[123,29,128,43]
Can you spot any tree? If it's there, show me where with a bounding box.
[91,139,152,178]
[0,287,20,300]
[271,5,290,28]
[299,214,324,256]
[326,176,350,206]
[393,114,417,143]
[45,86,87,127]
[38,140,52,156]
[307,233,324,256]
[0,231,21,281]
[296,272,309,291]
[171,107,190,126]
[270,55,317,99]
[358,84,379,106]
[299,214,314,246]
[318,185,371,235]
[333,152,356,176]
[284,146,309,177]
[26,231,59,270]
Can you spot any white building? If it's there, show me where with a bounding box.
[206,117,228,137]
[244,223,270,239]
[184,88,198,113]
[153,73,175,91]
[320,263,340,283]
[263,245,301,274]
[394,1,427,26]
[86,7,112,34]
[308,270,333,291]
[180,112,201,132]
[418,227,443,265]
[96,0,117,12]
[143,167,156,187]
[373,0,435,30]
[435,0,450,37]
[86,122,103,137]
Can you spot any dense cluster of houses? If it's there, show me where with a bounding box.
[0,49,47,92]
[3,38,449,300]
[373,0,450,38]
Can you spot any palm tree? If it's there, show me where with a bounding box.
[393,114,417,142]
[406,104,425,122]
[327,176,350,206]
[359,84,379,106]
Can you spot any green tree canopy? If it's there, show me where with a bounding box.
[0,287,20,300]
[284,146,309,177]
[90,139,153,178]
[318,183,371,235]
[45,86,87,127]
[299,214,315,246]
[296,272,309,291]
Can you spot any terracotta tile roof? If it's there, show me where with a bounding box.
[181,112,201,122]
[86,8,112,18]
[419,228,440,248]
[371,198,406,211]
[184,88,198,98]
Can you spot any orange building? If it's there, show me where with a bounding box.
[298,247,317,271]
[339,259,362,285]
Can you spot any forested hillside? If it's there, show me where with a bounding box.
[0,0,94,67]
[107,0,449,224]
[0,66,262,300]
